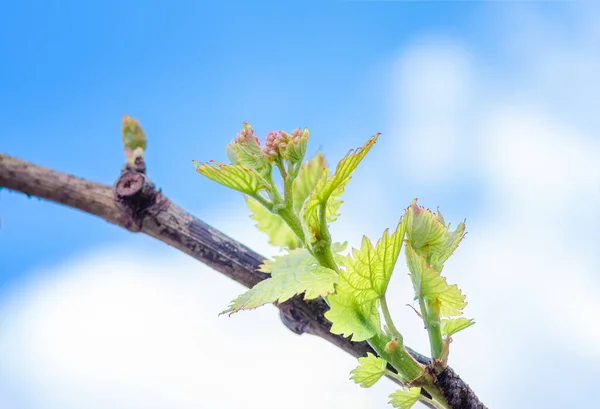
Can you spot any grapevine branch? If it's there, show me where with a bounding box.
[0,153,486,409]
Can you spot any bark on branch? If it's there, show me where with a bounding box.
[0,153,487,409]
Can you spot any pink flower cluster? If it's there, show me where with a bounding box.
[262,128,303,160]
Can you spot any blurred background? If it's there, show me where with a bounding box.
[1,1,599,408]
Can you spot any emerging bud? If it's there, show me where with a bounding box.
[285,127,308,164]
[262,131,282,161]
[237,122,260,146]
[261,127,309,164]
[384,338,400,354]
[231,122,260,151]
[226,122,271,176]
[226,122,261,165]
[121,114,147,164]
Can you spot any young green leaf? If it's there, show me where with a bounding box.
[225,123,271,176]
[388,388,421,409]
[350,353,388,388]
[325,218,405,341]
[374,219,406,294]
[405,245,466,318]
[331,241,349,267]
[441,317,475,337]
[405,200,447,251]
[236,144,271,176]
[314,134,378,203]
[405,199,466,271]
[246,197,302,249]
[300,171,349,240]
[429,219,465,269]
[221,249,337,315]
[292,152,327,213]
[325,280,380,341]
[193,160,271,197]
[300,135,378,244]
[325,180,347,223]
[283,128,309,164]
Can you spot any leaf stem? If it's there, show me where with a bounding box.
[275,159,287,180]
[311,200,339,272]
[250,194,272,211]
[318,201,329,241]
[384,369,406,384]
[257,163,308,247]
[263,171,283,204]
[381,295,403,342]
[282,167,294,209]
[368,333,425,384]
[276,206,307,246]
[420,296,443,360]
[422,386,451,409]
[382,339,451,409]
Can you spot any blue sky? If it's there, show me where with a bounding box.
[1,2,599,409]
[1,0,575,286]
[1,0,485,283]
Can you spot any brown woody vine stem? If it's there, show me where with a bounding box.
[0,152,486,409]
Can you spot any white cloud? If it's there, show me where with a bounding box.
[390,37,475,183]
[476,105,600,357]
[0,214,394,409]
[386,5,600,408]
[491,4,600,128]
